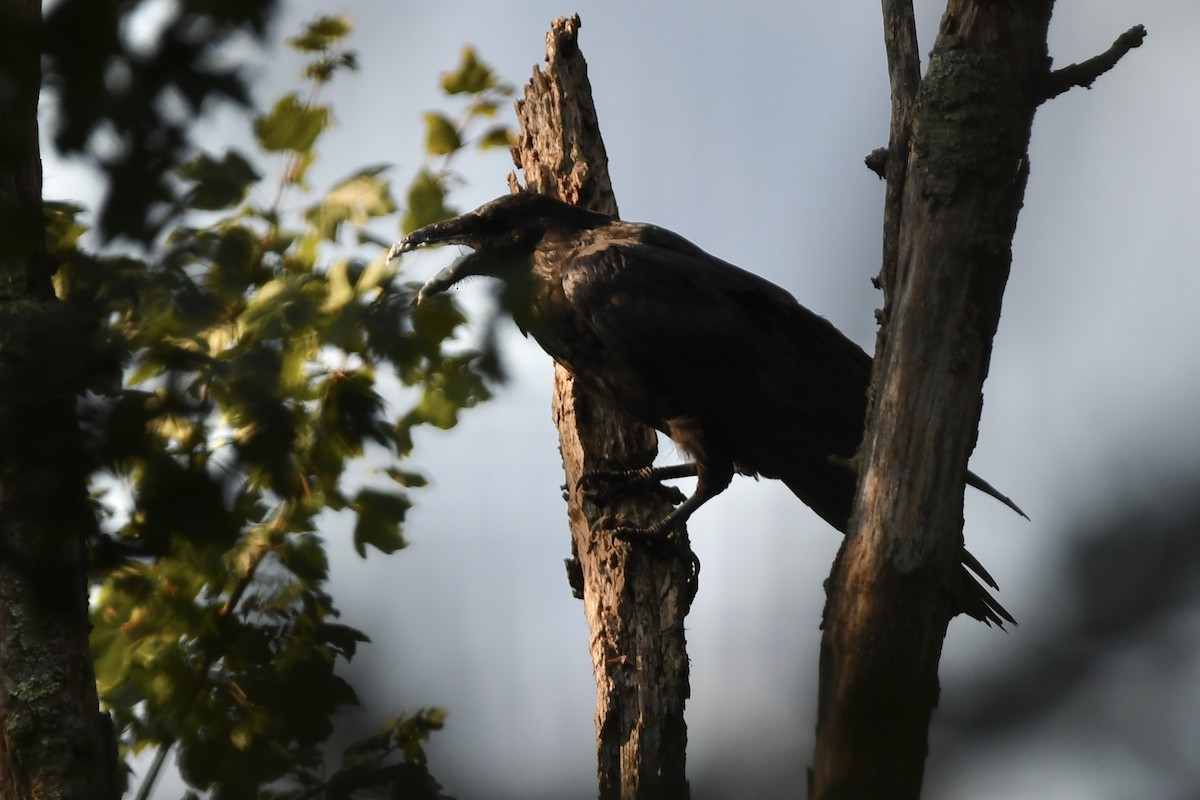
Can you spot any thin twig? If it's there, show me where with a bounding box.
[133,741,172,800]
[878,0,921,293]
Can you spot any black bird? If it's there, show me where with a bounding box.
[391,192,1022,625]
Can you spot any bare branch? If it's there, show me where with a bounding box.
[1041,25,1146,103]
[878,0,921,291]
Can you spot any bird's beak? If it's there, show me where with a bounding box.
[387,212,478,262]
[387,212,484,304]
[415,254,483,304]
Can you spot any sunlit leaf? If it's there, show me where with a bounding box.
[478,124,515,150]
[440,46,496,94]
[401,170,455,234]
[305,166,396,242]
[422,112,461,156]
[288,15,354,52]
[68,15,518,799]
[254,94,330,154]
[44,201,89,250]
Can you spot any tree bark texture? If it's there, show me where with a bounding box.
[813,2,1141,798]
[0,2,120,799]
[510,15,693,800]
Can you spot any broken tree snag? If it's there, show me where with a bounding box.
[510,14,693,800]
[813,3,1136,798]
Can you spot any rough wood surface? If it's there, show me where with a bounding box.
[0,2,119,798]
[510,15,692,799]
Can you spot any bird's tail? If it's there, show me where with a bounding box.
[960,547,1015,627]
[966,470,1028,519]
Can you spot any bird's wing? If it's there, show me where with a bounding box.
[559,226,872,510]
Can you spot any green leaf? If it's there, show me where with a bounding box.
[318,370,387,454]
[44,200,89,251]
[279,533,330,582]
[422,112,461,157]
[469,100,499,118]
[353,253,393,294]
[316,622,370,659]
[324,259,354,311]
[440,46,496,95]
[410,293,467,354]
[393,708,447,763]
[305,166,396,242]
[350,488,410,557]
[401,171,455,235]
[254,94,330,154]
[403,355,490,432]
[386,467,428,488]
[178,151,261,210]
[135,456,241,549]
[478,124,514,151]
[208,225,259,302]
[288,15,354,52]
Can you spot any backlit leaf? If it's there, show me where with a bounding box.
[478,125,515,150]
[401,171,454,234]
[178,150,261,210]
[440,46,495,95]
[350,488,410,557]
[254,94,330,154]
[422,112,461,156]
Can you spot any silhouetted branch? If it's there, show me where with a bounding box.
[1041,25,1146,102]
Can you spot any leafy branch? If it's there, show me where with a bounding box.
[53,16,515,800]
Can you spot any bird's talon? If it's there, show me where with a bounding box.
[610,524,655,543]
[577,468,685,507]
[658,485,687,505]
[576,469,630,497]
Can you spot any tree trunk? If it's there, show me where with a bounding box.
[812,3,1143,798]
[0,2,119,797]
[510,15,693,800]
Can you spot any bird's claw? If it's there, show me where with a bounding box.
[595,515,685,557]
[596,519,700,601]
[577,469,686,505]
[576,468,634,494]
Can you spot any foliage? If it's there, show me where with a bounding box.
[40,0,279,242]
[47,16,514,799]
[404,46,517,234]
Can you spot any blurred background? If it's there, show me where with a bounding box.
[45,1,1200,798]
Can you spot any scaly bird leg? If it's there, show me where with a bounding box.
[588,460,734,542]
[577,463,698,506]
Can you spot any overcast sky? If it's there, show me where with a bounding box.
[46,2,1200,798]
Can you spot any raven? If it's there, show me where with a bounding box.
[391,192,1022,625]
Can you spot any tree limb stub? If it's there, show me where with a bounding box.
[1041,25,1147,103]
[510,14,693,800]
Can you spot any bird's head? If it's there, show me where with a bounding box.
[389,192,612,303]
